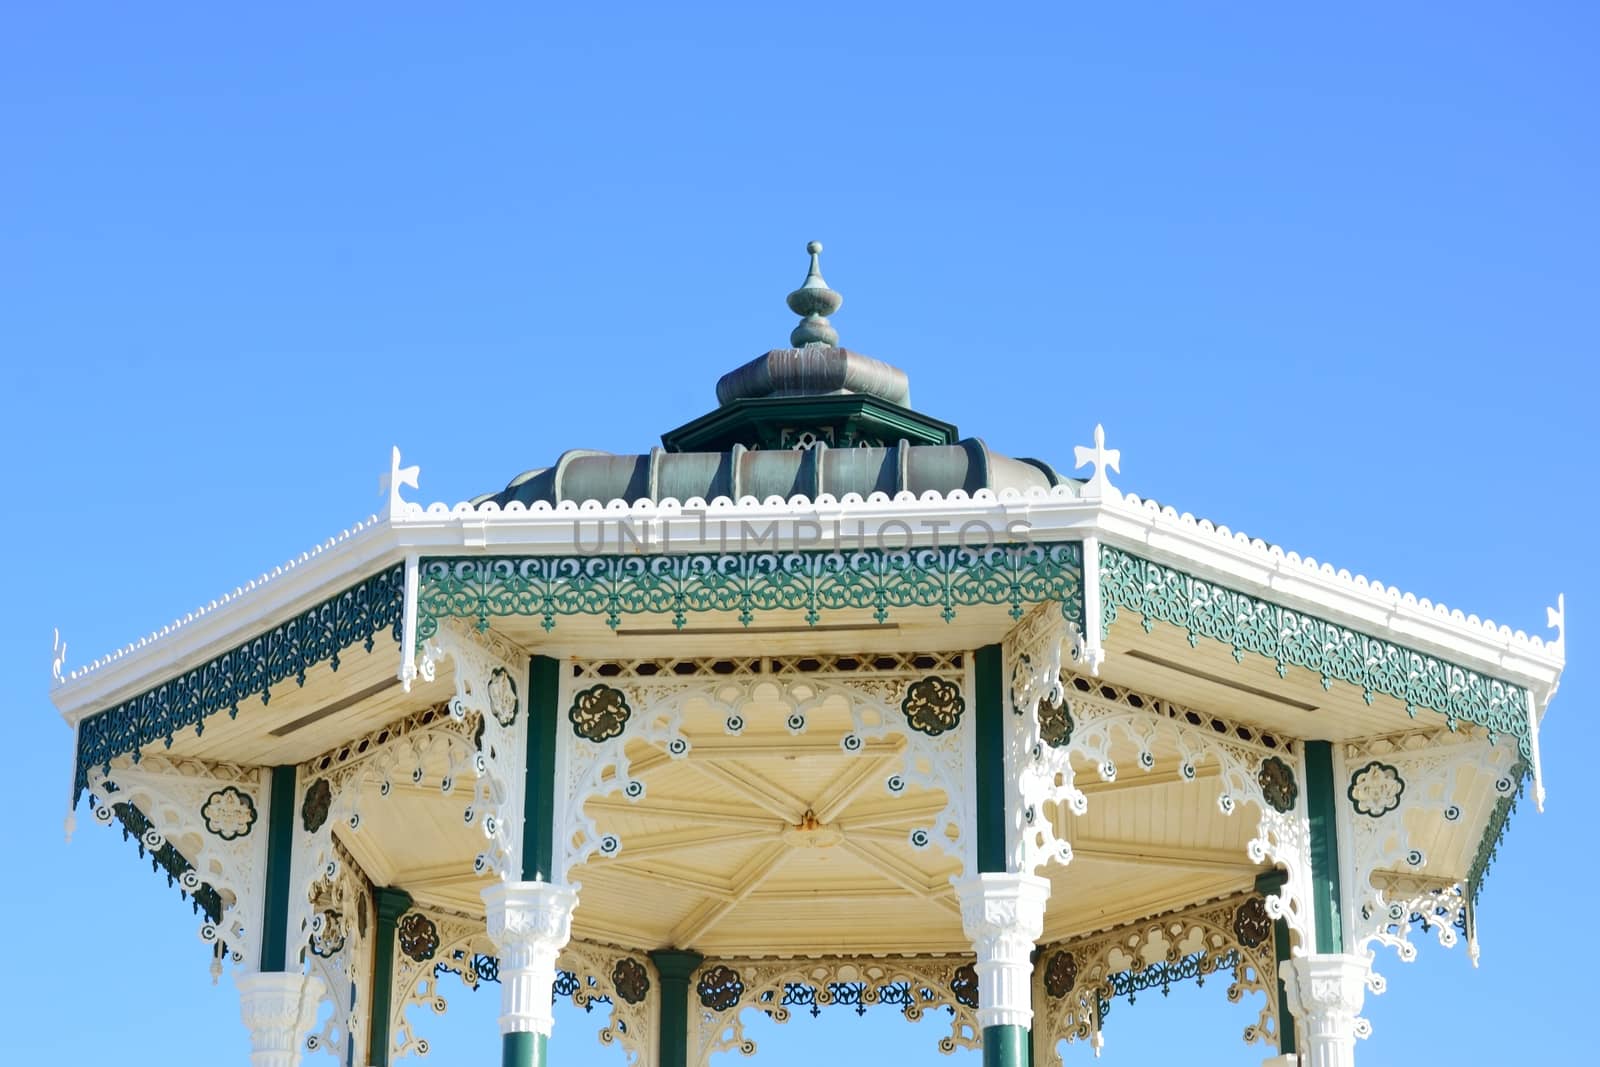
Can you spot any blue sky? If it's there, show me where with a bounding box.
[4,3,1595,1063]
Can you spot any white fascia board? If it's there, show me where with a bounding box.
[51,489,1565,726]
[51,520,403,725]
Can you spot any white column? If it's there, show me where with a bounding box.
[955,872,1051,1030]
[236,972,326,1067]
[482,881,579,1039]
[1280,955,1370,1067]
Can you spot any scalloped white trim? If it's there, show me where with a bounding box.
[61,514,386,685]
[54,476,1565,714]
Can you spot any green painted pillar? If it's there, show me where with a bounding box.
[970,644,1034,1067]
[259,764,297,972]
[494,655,565,1067]
[365,887,413,1067]
[1304,740,1345,954]
[973,644,1008,875]
[650,950,704,1067]
[1254,870,1297,1056]
[504,1032,546,1067]
[523,655,561,882]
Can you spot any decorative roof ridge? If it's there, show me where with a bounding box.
[55,512,387,690]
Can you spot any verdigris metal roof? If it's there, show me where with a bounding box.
[476,439,1069,508]
[475,242,1074,508]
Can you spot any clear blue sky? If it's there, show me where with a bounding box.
[4,3,1595,1063]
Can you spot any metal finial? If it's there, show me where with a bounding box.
[787,240,842,348]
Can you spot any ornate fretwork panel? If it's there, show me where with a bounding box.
[416,543,1085,637]
[690,955,981,1067]
[1341,729,1520,990]
[556,940,658,1067]
[304,836,374,1064]
[1032,892,1279,1064]
[557,653,975,881]
[1098,546,1532,756]
[1004,603,1079,875]
[388,908,496,1060]
[85,756,269,973]
[1004,653,1314,950]
[289,702,481,968]
[416,622,531,880]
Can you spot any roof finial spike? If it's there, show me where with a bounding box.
[787,240,843,348]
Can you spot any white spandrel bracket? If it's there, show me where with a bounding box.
[1279,955,1371,1067]
[85,757,271,975]
[482,881,580,1038]
[954,873,1051,1030]
[236,971,326,1067]
[418,620,532,880]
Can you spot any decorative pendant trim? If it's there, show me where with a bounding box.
[73,565,406,804]
[1098,546,1533,757]
[415,543,1086,637]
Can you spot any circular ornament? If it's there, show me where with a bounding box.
[301,779,332,833]
[569,684,632,743]
[1347,761,1405,819]
[311,910,346,958]
[1043,950,1078,999]
[1257,757,1299,814]
[398,912,440,962]
[487,667,519,727]
[950,963,979,1009]
[1039,693,1074,748]
[901,676,965,737]
[1232,896,1272,949]
[202,786,258,840]
[612,957,651,1005]
[696,965,745,1011]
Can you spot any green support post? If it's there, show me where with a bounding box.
[1304,740,1345,954]
[259,765,297,973]
[973,643,1031,1067]
[1254,870,1297,1056]
[523,655,561,882]
[498,655,564,1067]
[366,887,413,1066]
[650,950,705,1067]
[973,644,1007,874]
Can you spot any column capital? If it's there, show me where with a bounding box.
[954,873,1051,1031]
[648,948,705,982]
[482,880,579,1038]
[954,872,1051,939]
[1280,954,1371,1067]
[236,971,326,1067]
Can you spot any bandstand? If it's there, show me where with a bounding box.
[54,244,1566,1067]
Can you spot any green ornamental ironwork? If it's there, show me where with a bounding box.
[901,676,966,737]
[697,965,745,1011]
[200,786,257,840]
[1347,761,1405,818]
[1039,693,1073,748]
[1097,545,1533,757]
[1257,757,1299,814]
[72,565,407,804]
[569,684,632,743]
[415,543,1086,637]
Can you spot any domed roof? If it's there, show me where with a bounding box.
[474,243,1073,508]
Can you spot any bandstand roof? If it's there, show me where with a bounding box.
[51,242,1567,1063]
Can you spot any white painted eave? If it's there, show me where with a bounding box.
[51,485,1566,725]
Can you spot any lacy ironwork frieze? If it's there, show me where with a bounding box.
[415,543,1086,637]
[1098,546,1532,756]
